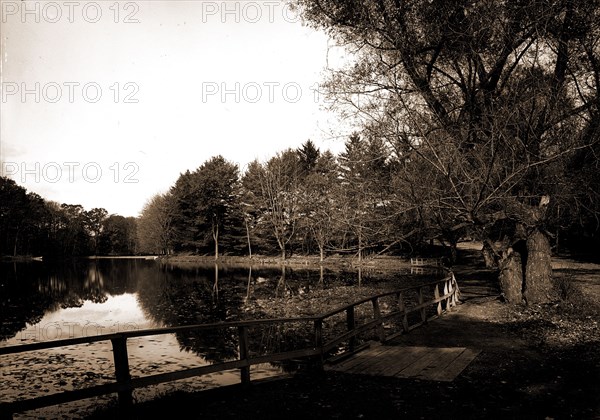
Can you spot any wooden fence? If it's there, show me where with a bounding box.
[0,273,459,418]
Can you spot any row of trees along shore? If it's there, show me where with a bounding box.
[0,176,137,258]
[2,1,600,306]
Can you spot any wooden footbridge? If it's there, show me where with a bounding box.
[326,344,480,382]
[0,271,474,418]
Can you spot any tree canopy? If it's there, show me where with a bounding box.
[291,0,600,303]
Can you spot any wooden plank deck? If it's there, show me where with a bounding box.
[325,344,480,382]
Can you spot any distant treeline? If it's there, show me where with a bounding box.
[2,135,598,261]
[0,177,136,258]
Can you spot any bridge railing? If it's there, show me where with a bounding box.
[0,272,459,418]
[319,273,459,356]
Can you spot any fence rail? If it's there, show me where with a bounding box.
[0,272,459,418]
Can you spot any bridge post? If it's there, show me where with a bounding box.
[346,307,356,352]
[238,326,251,386]
[451,273,460,306]
[443,280,450,311]
[418,287,427,324]
[434,284,442,316]
[398,292,409,332]
[371,298,385,342]
[111,336,133,412]
[313,319,324,370]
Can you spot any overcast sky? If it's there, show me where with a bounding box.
[1,1,347,217]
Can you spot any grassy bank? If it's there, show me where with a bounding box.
[159,253,419,270]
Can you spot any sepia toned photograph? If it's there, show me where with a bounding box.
[1,1,599,418]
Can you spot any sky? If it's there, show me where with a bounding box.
[0,0,348,217]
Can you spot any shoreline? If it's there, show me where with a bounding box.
[158,254,424,270]
[0,255,44,262]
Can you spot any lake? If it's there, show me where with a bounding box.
[0,258,436,417]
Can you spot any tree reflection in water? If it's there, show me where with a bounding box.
[136,262,249,363]
[2,259,423,367]
[135,261,418,365]
[0,259,139,341]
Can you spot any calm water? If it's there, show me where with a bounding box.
[0,258,434,414]
[1,258,428,347]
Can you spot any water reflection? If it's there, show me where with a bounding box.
[0,259,139,341]
[10,294,148,343]
[1,259,428,364]
[135,261,432,364]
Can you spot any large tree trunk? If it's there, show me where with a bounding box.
[523,229,554,304]
[498,229,554,305]
[448,241,458,264]
[498,248,524,304]
[482,240,498,268]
